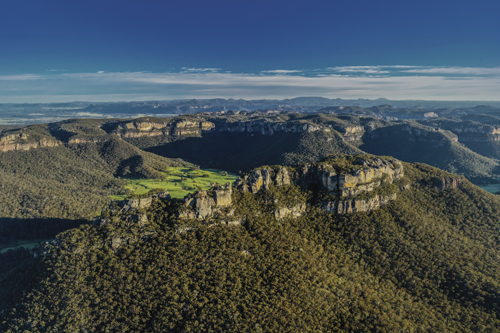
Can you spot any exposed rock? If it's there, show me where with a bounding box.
[182,191,215,219]
[323,193,397,214]
[338,126,365,141]
[424,112,438,118]
[214,183,233,207]
[116,119,215,138]
[432,177,462,190]
[235,167,292,194]
[226,218,245,226]
[123,213,148,226]
[114,192,171,214]
[112,237,128,249]
[275,167,292,186]
[0,135,61,153]
[235,155,404,214]
[68,136,110,144]
[399,184,412,191]
[273,203,306,220]
[95,191,171,226]
[315,158,402,197]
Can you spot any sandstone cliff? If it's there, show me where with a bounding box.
[0,132,61,153]
[115,119,215,138]
[234,155,404,214]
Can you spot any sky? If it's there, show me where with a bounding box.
[1,0,499,103]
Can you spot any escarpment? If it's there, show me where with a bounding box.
[84,154,464,252]
[234,155,405,214]
[428,121,500,142]
[0,132,61,153]
[177,183,248,225]
[111,118,215,138]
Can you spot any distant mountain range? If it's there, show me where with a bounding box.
[2,97,500,125]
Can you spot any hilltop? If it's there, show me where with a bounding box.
[2,154,500,332]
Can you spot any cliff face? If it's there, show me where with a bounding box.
[0,133,60,153]
[339,126,365,141]
[432,177,462,190]
[234,155,404,214]
[68,136,110,144]
[116,119,215,138]
[89,155,463,251]
[441,123,500,142]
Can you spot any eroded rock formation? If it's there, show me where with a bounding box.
[179,183,233,220]
[94,191,171,227]
[0,133,61,153]
[116,119,215,138]
[235,155,405,214]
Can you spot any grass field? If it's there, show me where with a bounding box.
[110,167,239,201]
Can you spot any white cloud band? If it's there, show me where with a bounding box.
[0,66,499,103]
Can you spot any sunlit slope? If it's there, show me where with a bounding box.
[0,137,190,219]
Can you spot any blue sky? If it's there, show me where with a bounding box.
[1,0,499,102]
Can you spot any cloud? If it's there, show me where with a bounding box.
[0,74,41,81]
[180,67,221,73]
[328,66,391,74]
[403,67,500,75]
[261,70,302,74]
[0,66,499,103]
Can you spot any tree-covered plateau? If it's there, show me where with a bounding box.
[2,162,500,332]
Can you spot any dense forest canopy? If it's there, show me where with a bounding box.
[1,158,500,332]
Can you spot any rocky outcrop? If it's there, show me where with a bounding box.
[179,183,233,219]
[68,136,111,144]
[273,203,306,220]
[0,133,61,153]
[94,191,171,226]
[235,155,404,214]
[178,180,306,223]
[116,119,215,138]
[182,191,214,219]
[236,157,403,197]
[323,193,397,214]
[235,167,292,193]
[214,183,233,207]
[432,177,462,190]
[432,122,500,143]
[338,126,365,141]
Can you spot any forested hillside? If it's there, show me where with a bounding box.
[0,138,188,220]
[2,157,500,332]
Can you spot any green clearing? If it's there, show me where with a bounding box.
[110,167,239,201]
